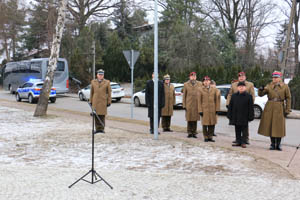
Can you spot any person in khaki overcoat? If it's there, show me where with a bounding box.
[183,72,202,138]
[258,71,291,151]
[198,76,221,142]
[210,80,220,136]
[226,71,255,144]
[90,69,112,133]
[161,74,176,132]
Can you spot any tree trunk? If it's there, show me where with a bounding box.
[34,0,67,117]
[295,3,300,76]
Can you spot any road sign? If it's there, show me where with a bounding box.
[123,50,140,69]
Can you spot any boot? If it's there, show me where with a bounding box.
[270,137,276,150]
[276,138,282,151]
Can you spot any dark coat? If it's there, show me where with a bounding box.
[145,80,165,118]
[227,92,254,126]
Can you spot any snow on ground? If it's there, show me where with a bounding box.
[0,105,300,199]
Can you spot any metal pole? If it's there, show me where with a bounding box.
[92,41,96,80]
[131,50,134,119]
[280,0,297,75]
[154,0,159,140]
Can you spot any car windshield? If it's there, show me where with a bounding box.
[111,84,121,89]
[36,83,43,88]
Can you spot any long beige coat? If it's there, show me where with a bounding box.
[90,79,112,115]
[258,81,291,138]
[183,80,202,121]
[198,86,221,125]
[162,83,175,116]
[226,81,255,105]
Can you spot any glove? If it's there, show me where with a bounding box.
[90,112,93,116]
[259,86,264,91]
[107,104,111,107]
[199,112,203,116]
[216,111,220,115]
[226,105,229,109]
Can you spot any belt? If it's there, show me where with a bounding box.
[268,98,284,102]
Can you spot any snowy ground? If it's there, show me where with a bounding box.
[0,105,300,200]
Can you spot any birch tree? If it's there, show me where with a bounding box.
[34,0,67,117]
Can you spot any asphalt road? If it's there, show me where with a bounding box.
[1,90,299,147]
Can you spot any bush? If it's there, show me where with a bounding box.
[288,76,300,110]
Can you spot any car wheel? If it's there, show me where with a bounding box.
[16,93,21,102]
[254,105,262,119]
[134,97,140,107]
[28,94,35,104]
[79,93,84,101]
[9,85,14,94]
[115,97,121,102]
[50,97,56,103]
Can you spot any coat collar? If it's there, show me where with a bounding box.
[270,81,284,89]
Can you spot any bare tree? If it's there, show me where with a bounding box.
[204,0,247,44]
[67,0,119,33]
[34,0,67,117]
[240,0,278,68]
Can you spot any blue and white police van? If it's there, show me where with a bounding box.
[15,79,57,104]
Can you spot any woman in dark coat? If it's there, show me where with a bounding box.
[227,82,254,148]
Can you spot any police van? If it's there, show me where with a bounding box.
[15,79,56,104]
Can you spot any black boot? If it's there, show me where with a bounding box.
[276,138,282,151]
[270,137,276,150]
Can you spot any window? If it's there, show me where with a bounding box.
[36,83,43,88]
[23,83,33,88]
[31,62,42,73]
[111,84,121,89]
[175,86,183,93]
[219,88,230,96]
[46,61,65,71]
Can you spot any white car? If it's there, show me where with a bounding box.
[78,82,125,102]
[216,84,268,119]
[133,83,184,107]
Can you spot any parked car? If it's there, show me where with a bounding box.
[15,79,56,104]
[78,82,125,102]
[216,84,268,119]
[133,83,184,107]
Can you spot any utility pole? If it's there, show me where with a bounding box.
[154,0,159,140]
[92,41,96,80]
[280,0,298,76]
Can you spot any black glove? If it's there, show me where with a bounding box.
[216,111,220,115]
[107,104,111,107]
[90,112,93,116]
[199,112,203,116]
[226,105,229,109]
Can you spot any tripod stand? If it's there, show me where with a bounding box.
[69,102,113,189]
[287,143,300,167]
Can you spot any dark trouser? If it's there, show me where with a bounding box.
[245,126,249,141]
[95,115,105,131]
[270,137,282,148]
[187,121,197,135]
[150,117,161,132]
[203,125,215,139]
[161,116,171,130]
[235,125,248,144]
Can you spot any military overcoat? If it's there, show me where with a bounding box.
[198,86,221,125]
[182,80,202,121]
[161,83,175,116]
[90,79,112,115]
[226,81,255,105]
[258,81,291,138]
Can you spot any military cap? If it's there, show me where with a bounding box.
[272,71,282,78]
[203,76,210,81]
[163,74,170,80]
[238,71,246,77]
[97,69,104,75]
[190,72,196,76]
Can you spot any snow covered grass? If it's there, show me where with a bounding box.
[1,105,300,199]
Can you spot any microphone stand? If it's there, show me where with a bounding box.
[287,144,300,167]
[69,80,113,189]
